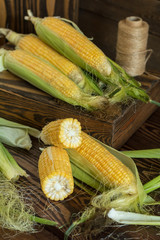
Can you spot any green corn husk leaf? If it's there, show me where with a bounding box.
[73,178,96,196]
[125,86,150,102]
[108,57,141,88]
[122,148,160,158]
[0,117,40,150]
[143,175,160,194]
[71,160,105,193]
[108,84,150,104]
[82,71,103,96]
[0,142,27,181]
[122,148,160,194]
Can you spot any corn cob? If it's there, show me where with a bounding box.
[40,118,82,148]
[24,10,112,81]
[0,28,102,95]
[70,131,137,193]
[0,48,107,111]
[38,146,74,201]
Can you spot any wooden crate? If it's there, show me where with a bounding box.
[0,70,160,149]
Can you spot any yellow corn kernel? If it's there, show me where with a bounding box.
[9,49,81,98]
[42,18,111,76]
[38,146,74,201]
[17,34,86,85]
[40,118,82,148]
[25,11,112,78]
[0,28,101,95]
[75,132,136,191]
[3,48,107,111]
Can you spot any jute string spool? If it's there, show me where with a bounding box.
[116,16,151,76]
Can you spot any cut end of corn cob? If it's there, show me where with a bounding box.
[38,146,74,201]
[40,118,82,148]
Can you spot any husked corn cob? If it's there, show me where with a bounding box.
[74,131,136,192]
[40,118,82,148]
[25,10,112,81]
[0,28,102,95]
[0,48,107,111]
[38,146,74,201]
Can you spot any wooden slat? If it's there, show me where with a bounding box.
[79,0,160,36]
[0,0,79,36]
[0,0,7,45]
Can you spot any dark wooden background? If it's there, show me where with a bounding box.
[0,0,160,72]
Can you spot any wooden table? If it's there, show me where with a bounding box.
[0,107,159,240]
[0,69,160,239]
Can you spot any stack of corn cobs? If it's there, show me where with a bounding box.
[0,9,159,114]
[39,118,137,201]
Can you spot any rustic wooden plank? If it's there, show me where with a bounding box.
[79,0,160,36]
[0,227,60,240]
[0,0,7,45]
[46,0,56,16]
[0,0,79,35]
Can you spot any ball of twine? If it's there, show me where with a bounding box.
[116,16,151,76]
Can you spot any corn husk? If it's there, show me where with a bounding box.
[65,138,159,239]
[0,142,28,181]
[67,141,148,206]
[0,28,103,96]
[0,117,40,150]
[0,48,108,111]
[122,148,160,158]
[143,175,160,194]
[25,11,112,80]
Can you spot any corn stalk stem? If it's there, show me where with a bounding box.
[30,215,58,226]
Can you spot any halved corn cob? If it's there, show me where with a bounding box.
[38,146,74,201]
[0,28,102,95]
[40,118,82,148]
[25,10,112,81]
[0,48,107,111]
[71,131,137,193]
